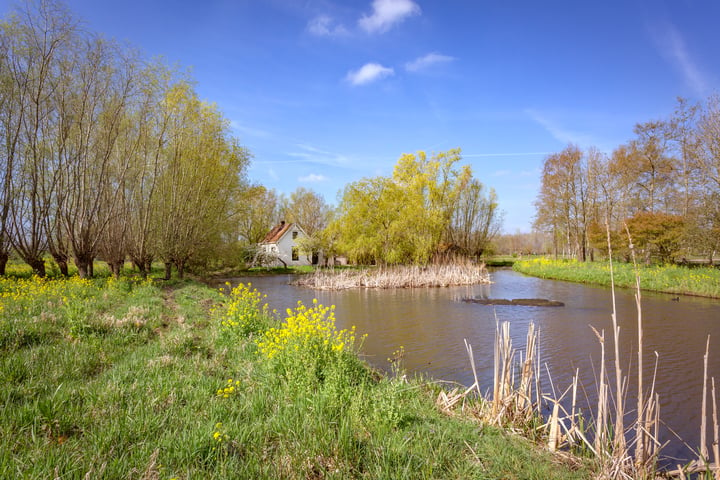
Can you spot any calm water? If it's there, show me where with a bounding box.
[220,269,720,463]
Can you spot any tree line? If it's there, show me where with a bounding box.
[1,1,249,278]
[1,1,503,277]
[534,96,720,264]
[236,150,502,268]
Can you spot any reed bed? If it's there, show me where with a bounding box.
[293,263,490,289]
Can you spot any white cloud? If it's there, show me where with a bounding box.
[299,173,329,182]
[307,14,349,37]
[405,53,455,72]
[650,22,708,96]
[359,0,420,34]
[346,62,394,86]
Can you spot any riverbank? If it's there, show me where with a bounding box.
[0,275,590,479]
[513,257,720,298]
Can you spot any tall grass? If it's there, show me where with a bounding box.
[513,257,720,298]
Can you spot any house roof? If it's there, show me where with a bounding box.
[261,221,293,244]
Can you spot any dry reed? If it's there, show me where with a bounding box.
[293,263,490,289]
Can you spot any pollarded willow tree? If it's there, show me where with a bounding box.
[328,149,500,265]
[152,82,249,279]
[0,0,251,278]
[0,1,76,276]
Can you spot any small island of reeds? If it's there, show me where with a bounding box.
[292,262,490,289]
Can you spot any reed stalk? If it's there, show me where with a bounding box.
[625,224,648,471]
[592,326,608,457]
[712,377,719,480]
[607,219,626,455]
[702,335,711,462]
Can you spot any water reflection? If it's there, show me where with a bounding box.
[220,269,720,463]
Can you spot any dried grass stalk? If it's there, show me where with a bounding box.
[294,263,490,290]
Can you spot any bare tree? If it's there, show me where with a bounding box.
[3,1,75,276]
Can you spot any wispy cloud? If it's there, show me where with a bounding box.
[288,144,351,167]
[307,14,349,37]
[525,109,597,147]
[405,53,455,72]
[346,62,394,86]
[299,173,329,182]
[463,152,551,158]
[649,21,708,96]
[359,0,420,34]
[230,121,272,139]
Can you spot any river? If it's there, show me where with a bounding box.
[220,268,720,464]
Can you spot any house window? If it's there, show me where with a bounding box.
[292,231,298,239]
[292,247,299,261]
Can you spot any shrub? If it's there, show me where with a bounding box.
[256,299,364,393]
[216,282,273,337]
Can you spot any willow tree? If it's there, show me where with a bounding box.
[152,82,249,279]
[55,35,137,278]
[1,1,75,276]
[237,185,279,244]
[448,179,502,258]
[329,176,402,264]
[329,149,484,265]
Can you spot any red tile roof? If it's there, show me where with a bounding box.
[261,221,292,244]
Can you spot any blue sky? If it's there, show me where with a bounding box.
[2,0,719,232]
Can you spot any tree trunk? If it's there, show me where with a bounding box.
[75,254,93,279]
[164,261,172,280]
[108,261,122,279]
[175,259,185,279]
[135,260,147,279]
[0,252,7,276]
[57,258,69,277]
[28,257,46,277]
[50,253,70,277]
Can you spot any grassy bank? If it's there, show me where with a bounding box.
[0,275,591,479]
[513,257,720,298]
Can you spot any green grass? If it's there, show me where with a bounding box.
[1,275,592,479]
[513,257,720,298]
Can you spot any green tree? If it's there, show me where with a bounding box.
[237,184,279,245]
[626,211,685,264]
[152,82,249,279]
[329,149,487,265]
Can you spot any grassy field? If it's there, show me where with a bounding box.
[0,272,592,479]
[513,257,720,298]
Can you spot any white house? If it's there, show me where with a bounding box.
[259,221,319,267]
